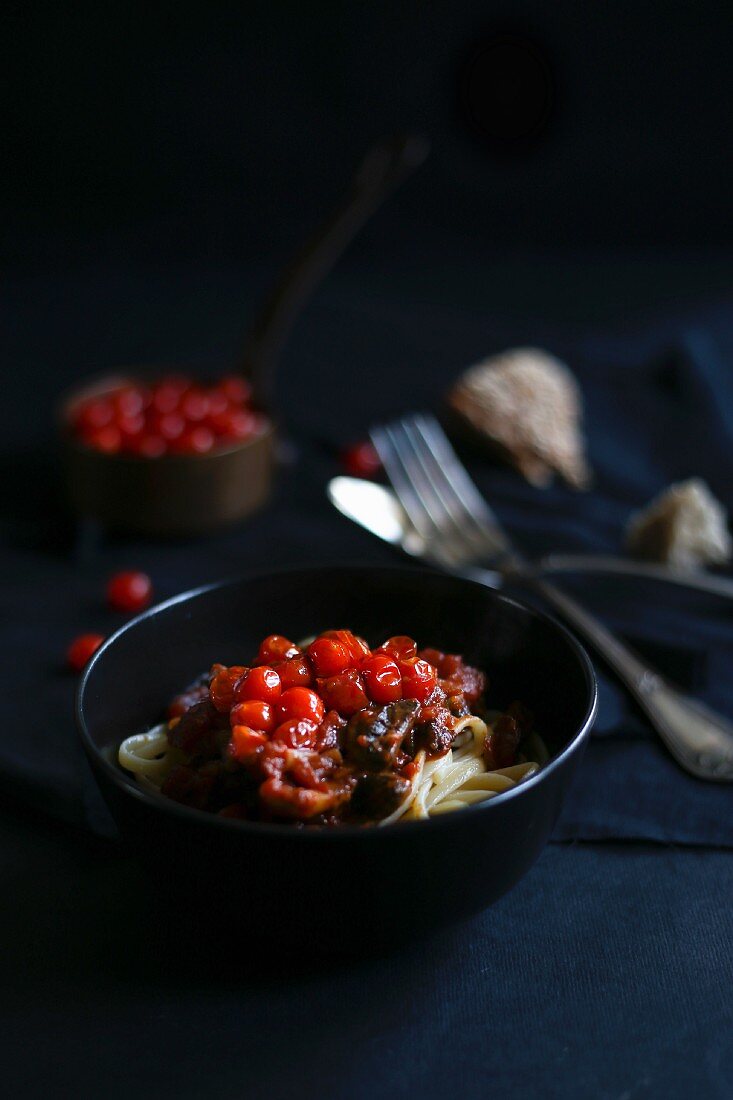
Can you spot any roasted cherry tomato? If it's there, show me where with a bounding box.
[379,635,417,662]
[341,440,382,479]
[271,718,320,749]
[66,632,105,672]
[257,635,300,665]
[321,629,370,664]
[399,657,438,702]
[107,570,153,613]
[229,725,267,761]
[276,656,314,690]
[307,637,351,677]
[318,670,369,716]
[230,700,275,733]
[234,665,282,705]
[277,687,325,725]
[209,665,248,712]
[360,653,402,704]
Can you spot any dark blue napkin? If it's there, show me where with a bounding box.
[3,269,733,845]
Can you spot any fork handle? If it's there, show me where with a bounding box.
[494,571,733,782]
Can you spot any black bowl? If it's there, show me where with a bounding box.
[77,566,596,951]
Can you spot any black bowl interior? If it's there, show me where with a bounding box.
[80,564,594,797]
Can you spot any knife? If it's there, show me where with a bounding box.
[327,476,733,601]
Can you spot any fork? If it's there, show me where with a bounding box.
[370,413,733,782]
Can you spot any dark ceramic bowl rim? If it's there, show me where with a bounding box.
[76,564,598,842]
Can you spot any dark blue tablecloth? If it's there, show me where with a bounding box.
[4,261,733,846]
[3,251,733,1097]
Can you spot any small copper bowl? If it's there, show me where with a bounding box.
[60,372,276,537]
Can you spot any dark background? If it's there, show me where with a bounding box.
[7,0,733,264]
[6,0,733,454]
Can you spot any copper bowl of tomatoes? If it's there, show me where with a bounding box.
[60,371,275,536]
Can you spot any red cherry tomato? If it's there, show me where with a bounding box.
[276,656,313,690]
[379,635,417,662]
[210,665,248,712]
[320,629,370,664]
[234,666,282,704]
[66,632,105,672]
[82,424,122,454]
[131,434,167,458]
[74,397,113,433]
[151,376,189,415]
[117,415,146,446]
[208,408,256,442]
[205,387,230,416]
[180,388,210,422]
[307,637,351,677]
[399,658,438,702]
[229,725,267,761]
[171,426,215,454]
[360,653,402,704]
[112,385,147,419]
[257,635,300,665]
[230,700,275,733]
[277,687,325,725]
[153,412,186,441]
[271,718,319,749]
[341,440,382,479]
[217,375,252,405]
[318,670,369,716]
[107,571,153,613]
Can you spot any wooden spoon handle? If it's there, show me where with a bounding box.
[242,133,429,406]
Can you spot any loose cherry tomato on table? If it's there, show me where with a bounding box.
[341,440,382,479]
[107,570,153,613]
[277,687,325,725]
[307,637,351,678]
[234,666,282,704]
[66,633,105,672]
[230,700,275,734]
[399,658,438,702]
[360,654,402,704]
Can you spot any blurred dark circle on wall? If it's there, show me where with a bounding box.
[459,31,555,155]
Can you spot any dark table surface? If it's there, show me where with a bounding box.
[3,237,733,1098]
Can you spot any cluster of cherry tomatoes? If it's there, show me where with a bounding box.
[207,630,439,763]
[66,570,154,671]
[70,374,266,457]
